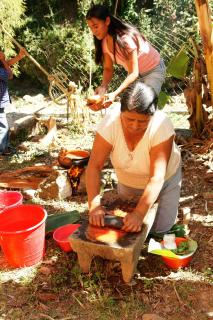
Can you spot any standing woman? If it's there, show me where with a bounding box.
[86,4,165,110]
[0,48,26,155]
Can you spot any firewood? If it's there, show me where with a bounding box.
[0,165,55,190]
[37,117,57,146]
[0,165,53,178]
[0,177,44,189]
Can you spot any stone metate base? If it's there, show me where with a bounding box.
[69,205,157,283]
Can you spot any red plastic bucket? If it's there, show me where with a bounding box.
[0,204,47,267]
[53,224,81,252]
[0,191,23,212]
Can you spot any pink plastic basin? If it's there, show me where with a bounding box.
[0,191,23,213]
[53,224,81,252]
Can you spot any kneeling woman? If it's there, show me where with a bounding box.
[86,81,181,233]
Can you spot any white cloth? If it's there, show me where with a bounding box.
[97,110,181,189]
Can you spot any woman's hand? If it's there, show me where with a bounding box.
[92,91,116,110]
[122,211,144,232]
[95,85,107,96]
[89,205,106,227]
[104,91,117,105]
[19,47,27,58]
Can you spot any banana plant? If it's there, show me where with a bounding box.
[158,45,190,109]
[158,41,211,138]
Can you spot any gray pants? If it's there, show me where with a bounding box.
[138,59,166,95]
[117,164,182,233]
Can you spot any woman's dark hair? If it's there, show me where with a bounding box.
[120,81,158,115]
[86,4,143,65]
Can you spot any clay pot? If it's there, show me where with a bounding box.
[58,149,90,169]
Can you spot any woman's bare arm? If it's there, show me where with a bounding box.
[114,49,139,96]
[86,133,112,226]
[7,48,27,66]
[95,53,114,97]
[104,49,139,104]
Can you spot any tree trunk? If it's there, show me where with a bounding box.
[195,0,213,107]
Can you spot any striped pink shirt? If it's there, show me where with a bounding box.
[102,34,160,74]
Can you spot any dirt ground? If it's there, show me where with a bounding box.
[0,93,212,320]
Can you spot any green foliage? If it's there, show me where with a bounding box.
[0,0,26,75]
[118,0,139,22]
[135,0,198,62]
[19,21,94,89]
[152,0,197,34]
[14,0,97,89]
[77,0,95,20]
[24,0,66,26]
[2,0,212,95]
[0,0,26,33]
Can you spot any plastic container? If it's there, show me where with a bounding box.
[0,191,23,213]
[0,204,47,267]
[161,237,195,269]
[163,233,177,250]
[53,224,81,252]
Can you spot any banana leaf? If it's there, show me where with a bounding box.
[158,91,171,109]
[167,47,189,79]
[45,210,81,234]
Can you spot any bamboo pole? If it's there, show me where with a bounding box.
[195,0,213,107]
